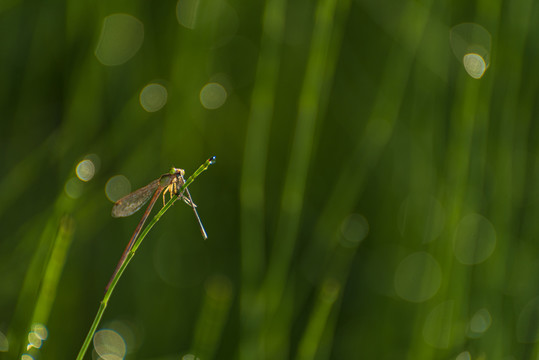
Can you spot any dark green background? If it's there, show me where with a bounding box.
[2,0,539,358]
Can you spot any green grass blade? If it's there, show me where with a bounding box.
[239,0,287,357]
[262,0,342,355]
[76,157,214,360]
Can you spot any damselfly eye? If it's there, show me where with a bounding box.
[169,167,185,175]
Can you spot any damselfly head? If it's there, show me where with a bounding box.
[169,167,185,176]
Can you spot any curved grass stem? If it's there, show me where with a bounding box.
[76,157,215,359]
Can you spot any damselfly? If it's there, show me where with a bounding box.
[107,157,215,289]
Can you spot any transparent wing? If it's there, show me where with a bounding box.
[111,179,160,218]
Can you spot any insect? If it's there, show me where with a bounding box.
[107,158,214,289]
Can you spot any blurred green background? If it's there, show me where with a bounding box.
[2,0,539,358]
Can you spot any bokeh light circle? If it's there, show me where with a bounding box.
[200,82,227,109]
[26,331,42,350]
[32,324,48,341]
[105,175,131,203]
[340,213,369,248]
[517,296,539,343]
[422,300,454,348]
[180,0,238,47]
[463,53,487,79]
[394,252,442,302]
[76,160,96,182]
[467,308,492,337]
[176,0,199,29]
[453,213,496,265]
[64,177,84,199]
[449,23,491,79]
[140,83,168,112]
[93,329,126,360]
[95,13,144,66]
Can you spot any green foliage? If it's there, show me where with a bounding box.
[1,0,538,358]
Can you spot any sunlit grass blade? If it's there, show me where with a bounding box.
[295,278,340,360]
[16,215,75,356]
[190,275,233,359]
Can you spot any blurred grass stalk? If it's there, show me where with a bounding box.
[6,181,76,358]
[18,215,74,357]
[296,278,340,360]
[28,215,75,328]
[262,0,343,356]
[311,0,430,249]
[190,275,233,359]
[238,0,286,356]
[240,0,349,357]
